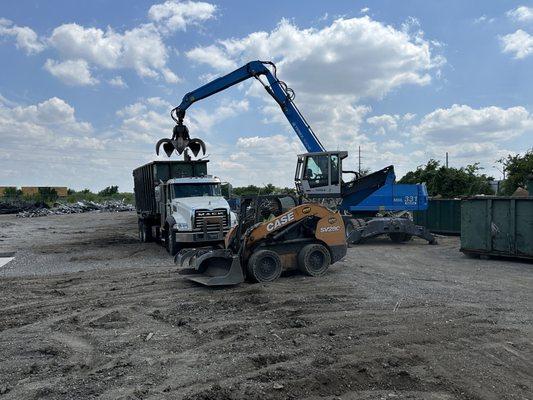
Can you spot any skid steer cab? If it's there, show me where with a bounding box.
[175,195,347,286]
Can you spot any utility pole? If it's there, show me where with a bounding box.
[358,146,361,175]
[445,152,449,168]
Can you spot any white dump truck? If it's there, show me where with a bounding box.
[133,160,236,255]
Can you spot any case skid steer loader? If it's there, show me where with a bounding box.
[175,195,347,286]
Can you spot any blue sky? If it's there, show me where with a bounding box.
[1,0,532,191]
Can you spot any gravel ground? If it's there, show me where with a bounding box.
[0,211,532,400]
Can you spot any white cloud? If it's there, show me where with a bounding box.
[500,29,533,59]
[148,0,217,33]
[506,6,533,23]
[0,95,96,148]
[209,134,304,187]
[4,1,217,85]
[44,59,99,86]
[108,76,128,88]
[161,67,180,83]
[115,97,249,144]
[0,18,45,54]
[47,23,175,81]
[382,140,404,150]
[190,99,249,132]
[473,15,495,24]
[146,97,172,108]
[411,104,533,144]
[360,7,370,14]
[367,114,398,134]
[186,45,236,70]
[0,94,150,191]
[186,17,443,100]
[403,112,416,121]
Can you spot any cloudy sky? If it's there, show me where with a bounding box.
[0,0,532,191]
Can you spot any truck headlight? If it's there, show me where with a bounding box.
[230,212,238,227]
[173,222,188,230]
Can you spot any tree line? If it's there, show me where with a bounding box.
[399,149,532,197]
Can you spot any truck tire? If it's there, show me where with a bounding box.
[167,230,179,256]
[298,244,331,277]
[138,221,146,243]
[246,249,282,283]
[138,221,153,243]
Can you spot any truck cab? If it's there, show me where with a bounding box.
[133,160,236,255]
[156,176,236,252]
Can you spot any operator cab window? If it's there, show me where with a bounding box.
[330,155,339,185]
[172,183,221,198]
[303,155,329,188]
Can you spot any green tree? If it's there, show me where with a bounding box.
[38,187,58,203]
[498,149,533,195]
[98,185,119,197]
[399,159,494,197]
[2,187,19,198]
[231,184,295,197]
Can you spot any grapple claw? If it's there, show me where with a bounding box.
[155,138,174,157]
[188,139,206,157]
[155,122,207,158]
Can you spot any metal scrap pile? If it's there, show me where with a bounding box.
[0,200,48,215]
[17,200,134,218]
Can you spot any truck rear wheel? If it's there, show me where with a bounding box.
[247,250,282,283]
[298,244,331,277]
[138,221,153,243]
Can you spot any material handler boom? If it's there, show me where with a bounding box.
[161,61,436,244]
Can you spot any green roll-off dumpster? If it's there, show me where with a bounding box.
[413,199,461,234]
[460,197,533,260]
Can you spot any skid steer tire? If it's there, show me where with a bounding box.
[388,232,412,243]
[298,244,331,277]
[246,250,282,283]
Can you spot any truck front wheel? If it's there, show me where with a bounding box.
[167,230,179,256]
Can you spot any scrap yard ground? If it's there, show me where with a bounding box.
[0,212,531,400]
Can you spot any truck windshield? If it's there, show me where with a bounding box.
[172,184,221,198]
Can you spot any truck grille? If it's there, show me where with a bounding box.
[194,209,228,231]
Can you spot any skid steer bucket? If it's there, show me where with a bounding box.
[175,248,244,286]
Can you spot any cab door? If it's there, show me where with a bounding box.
[296,153,342,198]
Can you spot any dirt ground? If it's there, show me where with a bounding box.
[0,212,531,400]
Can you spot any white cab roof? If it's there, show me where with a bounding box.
[167,175,221,184]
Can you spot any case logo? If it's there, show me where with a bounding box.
[266,211,295,232]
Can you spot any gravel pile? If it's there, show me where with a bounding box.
[17,200,134,218]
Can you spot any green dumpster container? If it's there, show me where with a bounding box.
[413,199,461,234]
[460,197,533,260]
